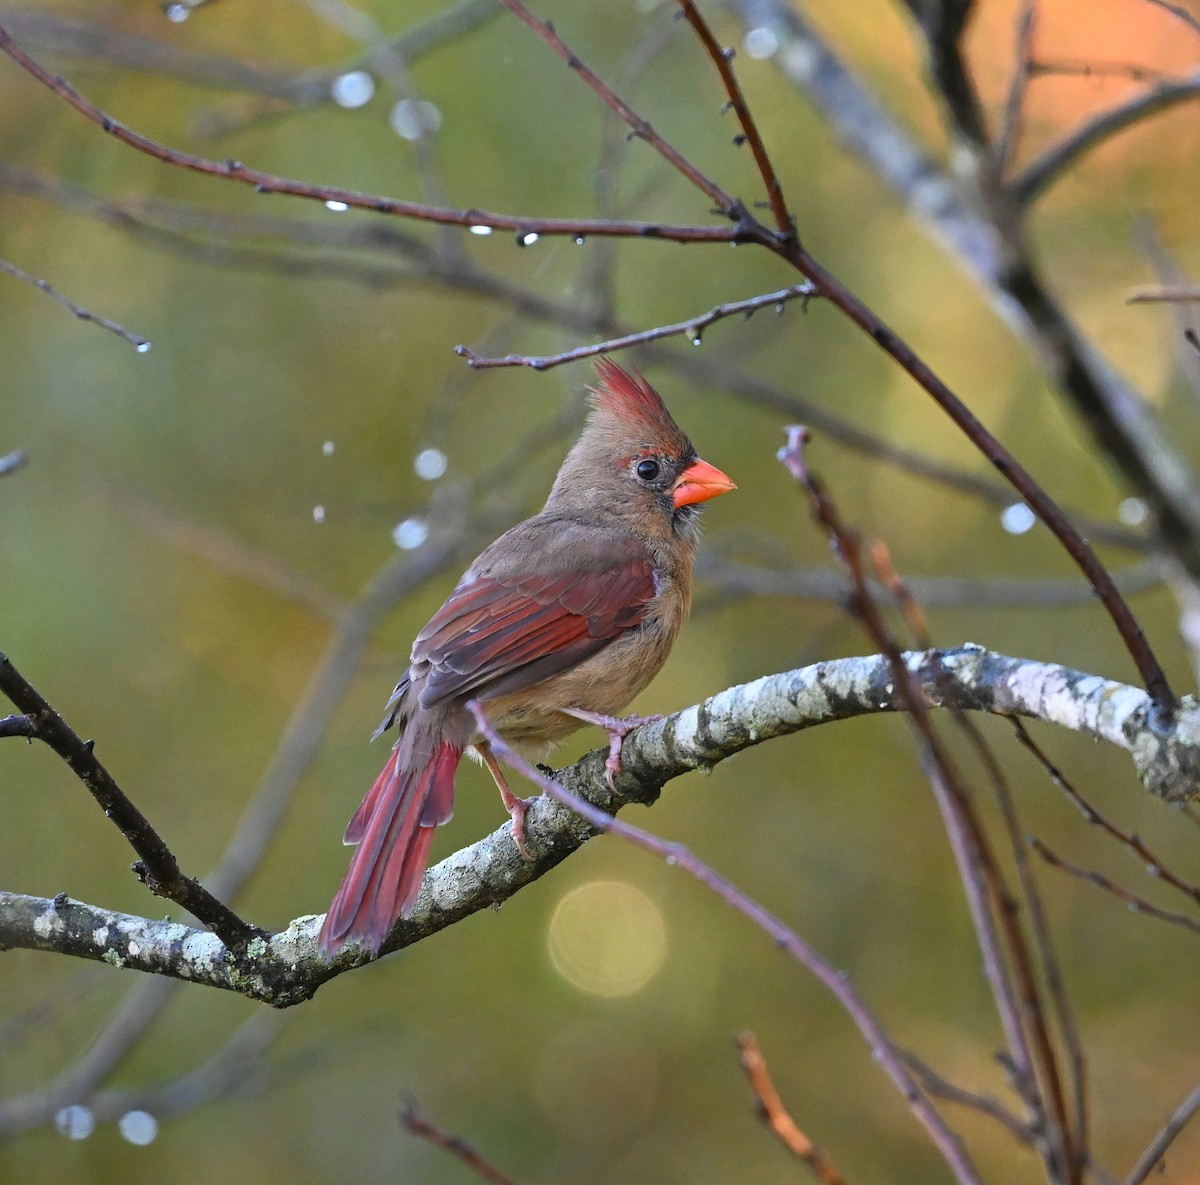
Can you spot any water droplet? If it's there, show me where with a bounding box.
[690,334,703,346]
[1000,503,1036,535]
[164,3,189,22]
[325,200,349,212]
[55,1106,95,1140]
[574,236,586,245]
[519,232,540,247]
[118,1110,158,1146]
[1118,496,1148,526]
[743,27,778,59]
[330,70,375,109]
[389,99,442,141]
[413,447,447,480]
[469,224,493,236]
[393,517,428,550]
[322,441,335,457]
[312,505,326,524]
[664,854,677,865]
[135,341,152,354]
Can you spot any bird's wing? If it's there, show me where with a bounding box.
[411,528,658,710]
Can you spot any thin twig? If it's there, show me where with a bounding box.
[468,702,983,1185]
[678,1,793,236]
[1029,839,1200,937]
[900,1052,1034,1145]
[1015,72,1200,205]
[1013,720,1200,909]
[779,427,1078,1179]
[780,249,1176,718]
[1127,284,1200,303]
[0,652,258,946]
[495,0,737,217]
[966,722,1089,1176]
[402,1099,520,1185]
[1123,1077,1200,1185]
[0,23,737,244]
[457,284,814,368]
[994,0,1036,176]
[1142,0,1200,41]
[736,1032,848,1184]
[0,256,149,350]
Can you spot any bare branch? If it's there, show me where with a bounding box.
[737,1032,849,1183]
[1127,284,1200,303]
[1014,721,1200,909]
[994,0,1036,176]
[1142,0,1200,42]
[469,701,982,1185]
[1029,839,1200,937]
[402,1099,520,1185]
[457,284,815,368]
[495,0,737,217]
[4,647,1199,996]
[0,23,736,244]
[1123,1077,1200,1185]
[678,1,793,236]
[0,256,150,350]
[0,653,258,946]
[1015,71,1200,205]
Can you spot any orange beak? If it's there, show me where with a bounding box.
[672,457,737,509]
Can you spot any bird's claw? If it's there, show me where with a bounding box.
[504,792,537,862]
[560,707,664,796]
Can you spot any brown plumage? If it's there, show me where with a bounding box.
[319,359,735,954]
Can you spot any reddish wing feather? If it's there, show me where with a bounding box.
[412,538,658,712]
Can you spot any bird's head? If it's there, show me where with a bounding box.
[545,358,736,542]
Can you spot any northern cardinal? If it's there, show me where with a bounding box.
[319,359,735,954]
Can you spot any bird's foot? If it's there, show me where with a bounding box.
[475,740,537,862]
[558,707,664,794]
[500,787,536,862]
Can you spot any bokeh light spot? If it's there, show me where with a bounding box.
[547,880,666,997]
[118,1110,158,1146]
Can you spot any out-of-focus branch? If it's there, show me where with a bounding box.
[3,646,1199,999]
[0,0,499,108]
[1014,72,1200,205]
[1123,1077,1200,1185]
[401,1099,520,1185]
[725,0,1200,579]
[737,1032,848,1183]
[0,256,150,350]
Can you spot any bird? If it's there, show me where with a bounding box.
[318,358,735,954]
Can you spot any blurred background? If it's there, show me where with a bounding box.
[2,0,1199,1181]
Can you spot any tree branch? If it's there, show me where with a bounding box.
[3,647,1196,1002]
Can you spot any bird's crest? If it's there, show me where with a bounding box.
[588,358,684,442]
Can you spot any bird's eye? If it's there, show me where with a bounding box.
[635,458,660,482]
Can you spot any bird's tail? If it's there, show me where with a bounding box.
[319,731,460,955]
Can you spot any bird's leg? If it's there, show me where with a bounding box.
[557,706,663,793]
[474,739,535,862]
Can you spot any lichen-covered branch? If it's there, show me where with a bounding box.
[2,646,1196,1006]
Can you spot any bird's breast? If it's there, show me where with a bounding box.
[479,569,689,751]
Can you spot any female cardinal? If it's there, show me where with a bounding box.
[319,359,735,954]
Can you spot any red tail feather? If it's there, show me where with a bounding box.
[319,740,461,954]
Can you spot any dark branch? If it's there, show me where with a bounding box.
[0,652,259,946]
